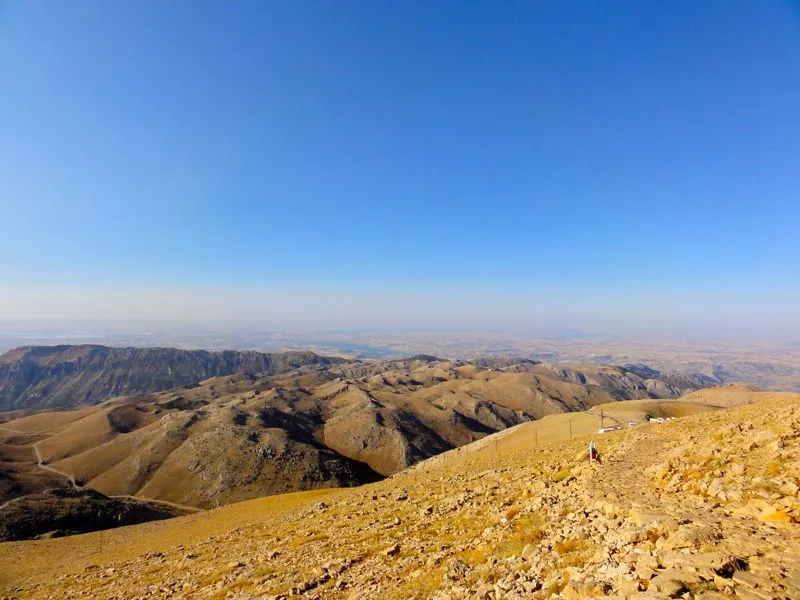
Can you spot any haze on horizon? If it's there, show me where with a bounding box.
[1,2,799,339]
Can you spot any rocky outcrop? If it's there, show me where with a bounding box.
[542,363,713,400]
[624,363,720,391]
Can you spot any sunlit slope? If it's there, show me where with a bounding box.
[3,391,798,599]
[0,488,341,590]
[678,383,787,407]
[0,357,713,508]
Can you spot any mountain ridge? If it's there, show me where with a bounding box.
[1,353,713,510]
[0,345,348,412]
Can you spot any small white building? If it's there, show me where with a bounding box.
[598,426,622,433]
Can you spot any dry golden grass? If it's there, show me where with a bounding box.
[0,487,340,589]
[554,538,587,555]
[290,533,331,547]
[552,466,572,482]
[6,392,797,598]
[497,514,546,557]
[0,407,96,433]
[385,566,445,600]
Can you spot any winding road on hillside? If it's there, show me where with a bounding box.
[0,426,203,514]
[34,444,204,513]
[0,425,51,435]
[0,425,83,490]
[32,442,81,489]
[109,495,204,514]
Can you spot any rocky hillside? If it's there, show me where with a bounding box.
[2,391,797,599]
[0,357,711,509]
[0,345,347,411]
[622,363,721,393]
[0,345,714,414]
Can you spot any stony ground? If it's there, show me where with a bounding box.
[2,395,798,600]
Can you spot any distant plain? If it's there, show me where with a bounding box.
[1,323,797,391]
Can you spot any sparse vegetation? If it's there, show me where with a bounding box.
[497,514,546,557]
[552,465,571,482]
[2,352,706,510]
[1,389,799,600]
[554,537,587,555]
[290,533,330,547]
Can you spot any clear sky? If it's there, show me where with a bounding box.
[1,1,799,335]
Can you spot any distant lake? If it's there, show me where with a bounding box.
[299,340,404,357]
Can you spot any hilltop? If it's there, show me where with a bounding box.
[2,389,797,598]
[0,355,712,509]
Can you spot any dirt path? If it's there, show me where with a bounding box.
[588,424,731,524]
[0,426,49,436]
[585,420,800,598]
[587,425,666,509]
[32,442,81,490]
[31,445,205,513]
[0,428,205,514]
[0,426,78,490]
[0,496,26,511]
[0,430,83,511]
[110,495,204,514]
[0,437,82,511]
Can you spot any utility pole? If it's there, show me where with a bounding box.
[569,419,573,439]
[97,510,104,556]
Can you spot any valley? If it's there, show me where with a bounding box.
[0,349,713,511]
[1,344,796,600]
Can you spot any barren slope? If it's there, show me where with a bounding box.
[2,390,797,599]
[0,358,710,508]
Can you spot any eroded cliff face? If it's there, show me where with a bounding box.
[0,345,347,411]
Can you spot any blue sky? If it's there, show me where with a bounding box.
[1,1,799,333]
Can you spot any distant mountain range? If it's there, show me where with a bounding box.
[0,345,346,412]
